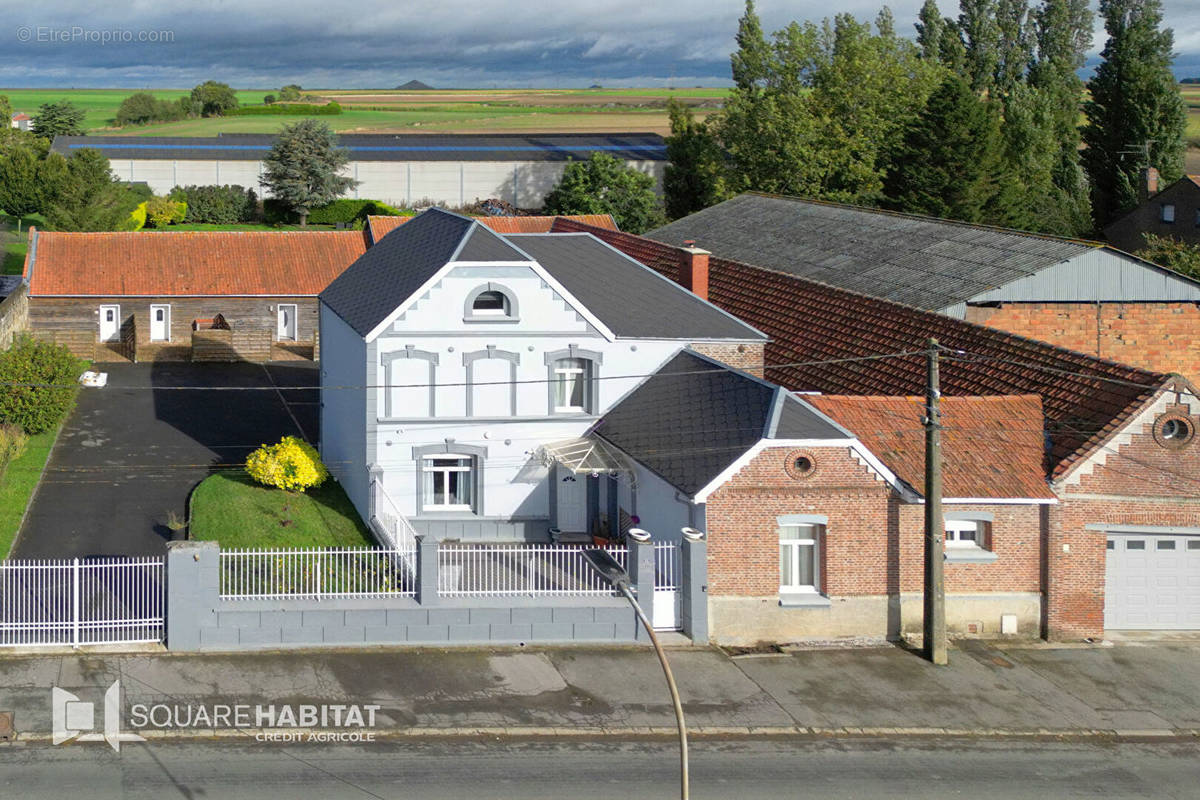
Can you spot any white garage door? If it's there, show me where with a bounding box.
[1105,534,1200,629]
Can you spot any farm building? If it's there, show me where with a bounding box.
[20,229,366,362]
[647,192,1200,384]
[49,132,667,210]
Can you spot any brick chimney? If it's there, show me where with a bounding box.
[1141,167,1161,201]
[679,240,711,301]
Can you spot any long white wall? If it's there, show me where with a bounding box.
[108,158,665,209]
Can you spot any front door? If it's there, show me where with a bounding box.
[557,473,587,532]
[98,305,120,342]
[149,304,169,342]
[277,304,297,341]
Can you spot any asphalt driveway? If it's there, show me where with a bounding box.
[9,361,318,559]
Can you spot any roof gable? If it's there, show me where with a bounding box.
[320,208,475,336]
[26,229,366,297]
[806,395,1055,499]
[550,216,1167,479]
[454,224,530,262]
[596,351,849,496]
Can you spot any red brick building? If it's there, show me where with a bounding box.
[553,216,1200,641]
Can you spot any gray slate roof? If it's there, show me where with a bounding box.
[595,351,851,496]
[320,209,475,336]
[509,234,764,341]
[322,208,767,341]
[50,132,668,163]
[646,193,1101,311]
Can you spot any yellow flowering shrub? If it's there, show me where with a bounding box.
[245,436,329,492]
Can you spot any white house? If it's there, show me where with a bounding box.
[318,207,767,543]
[10,113,31,131]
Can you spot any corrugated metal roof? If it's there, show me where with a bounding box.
[646,194,1121,310]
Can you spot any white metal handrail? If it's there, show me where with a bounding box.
[219,546,416,600]
[370,478,419,554]
[438,543,628,597]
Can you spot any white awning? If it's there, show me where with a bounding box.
[539,437,635,477]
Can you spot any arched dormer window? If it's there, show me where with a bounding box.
[464,283,519,322]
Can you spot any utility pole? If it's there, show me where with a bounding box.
[923,337,947,665]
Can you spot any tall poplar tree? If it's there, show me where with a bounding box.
[1081,0,1188,226]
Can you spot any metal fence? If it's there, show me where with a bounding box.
[654,541,679,591]
[219,547,417,600]
[370,478,419,554]
[438,543,629,597]
[0,557,165,647]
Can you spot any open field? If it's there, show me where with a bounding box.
[2,86,723,136]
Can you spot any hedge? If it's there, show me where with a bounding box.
[0,337,85,435]
[307,199,404,225]
[229,103,342,116]
[168,185,259,225]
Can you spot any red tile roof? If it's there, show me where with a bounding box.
[549,217,1169,479]
[367,214,617,242]
[25,229,367,297]
[806,395,1056,499]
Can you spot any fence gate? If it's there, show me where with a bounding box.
[653,543,682,631]
[0,557,165,647]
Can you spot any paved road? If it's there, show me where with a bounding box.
[3,738,1198,799]
[10,362,317,559]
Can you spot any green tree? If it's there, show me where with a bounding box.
[263,94,277,105]
[260,119,357,226]
[1081,0,1188,226]
[1029,0,1094,235]
[0,146,68,218]
[31,101,86,138]
[190,80,240,117]
[959,0,1001,92]
[542,152,663,234]
[916,0,947,60]
[883,74,1005,223]
[1136,234,1200,279]
[663,99,729,219]
[44,149,137,231]
[279,85,302,102]
[114,92,187,126]
[994,0,1034,95]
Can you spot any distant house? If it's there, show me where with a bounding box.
[10,112,31,131]
[647,192,1200,385]
[1104,172,1200,253]
[21,229,366,362]
[49,132,667,210]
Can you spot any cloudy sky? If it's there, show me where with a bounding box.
[0,0,1197,89]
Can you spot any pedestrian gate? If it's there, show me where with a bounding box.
[0,557,165,647]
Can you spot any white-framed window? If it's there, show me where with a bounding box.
[945,519,985,549]
[464,283,518,322]
[779,524,821,594]
[422,455,474,512]
[1161,204,1176,223]
[553,357,590,413]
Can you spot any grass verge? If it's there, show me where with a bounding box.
[0,427,61,558]
[189,471,373,549]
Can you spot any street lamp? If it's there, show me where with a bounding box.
[582,529,689,800]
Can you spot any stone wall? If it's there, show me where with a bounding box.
[0,283,29,350]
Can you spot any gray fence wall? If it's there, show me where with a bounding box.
[165,537,707,652]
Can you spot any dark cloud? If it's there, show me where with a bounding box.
[0,1,1196,88]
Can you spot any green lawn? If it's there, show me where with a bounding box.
[0,428,60,558]
[189,472,373,549]
[0,212,41,276]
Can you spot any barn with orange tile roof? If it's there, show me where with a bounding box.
[21,228,366,363]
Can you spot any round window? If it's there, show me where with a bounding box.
[784,450,816,479]
[1154,413,1195,449]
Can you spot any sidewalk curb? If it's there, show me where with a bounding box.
[7,726,1200,745]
